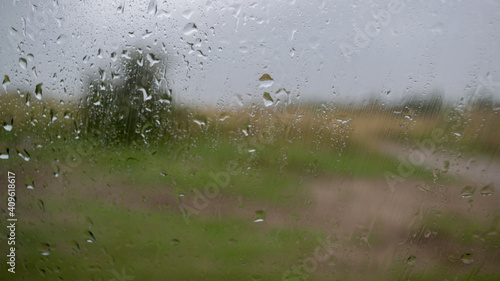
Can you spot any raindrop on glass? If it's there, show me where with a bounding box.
[38,199,45,212]
[2,75,10,91]
[407,255,417,266]
[3,118,13,132]
[461,253,474,264]
[183,23,198,35]
[146,53,160,66]
[417,184,430,194]
[263,92,273,107]
[86,231,97,243]
[253,210,266,222]
[0,146,9,160]
[35,83,43,100]
[182,9,195,19]
[193,115,207,127]
[460,186,475,198]
[17,146,31,162]
[147,0,157,15]
[480,184,494,196]
[38,243,51,256]
[56,34,67,44]
[117,0,125,13]
[138,87,151,101]
[19,57,27,69]
[259,73,273,81]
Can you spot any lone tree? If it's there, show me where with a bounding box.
[82,46,173,144]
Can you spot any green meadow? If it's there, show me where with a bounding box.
[1,91,500,280]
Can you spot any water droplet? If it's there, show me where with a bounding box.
[35,83,43,100]
[259,73,273,81]
[147,0,157,15]
[146,53,160,66]
[110,52,118,62]
[193,115,207,127]
[183,22,198,35]
[117,0,125,13]
[335,118,352,125]
[263,92,273,107]
[142,30,153,39]
[407,255,417,265]
[53,164,60,177]
[19,58,27,69]
[253,210,266,222]
[56,34,67,44]
[239,46,248,53]
[219,114,229,122]
[25,176,34,189]
[26,92,31,106]
[2,75,10,91]
[461,186,475,198]
[461,253,474,264]
[111,71,120,80]
[182,9,195,19]
[0,145,9,160]
[96,68,106,81]
[138,87,151,101]
[38,243,51,256]
[159,93,171,104]
[417,184,430,194]
[17,146,30,161]
[86,231,96,243]
[480,184,494,196]
[38,199,45,212]
[50,108,57,122]
[259,79,274,88]
[3,118,13,131]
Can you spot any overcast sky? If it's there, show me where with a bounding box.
[1,0,500,107]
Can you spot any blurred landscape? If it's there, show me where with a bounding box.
[2,1,500,280]
[1,76,500,280]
